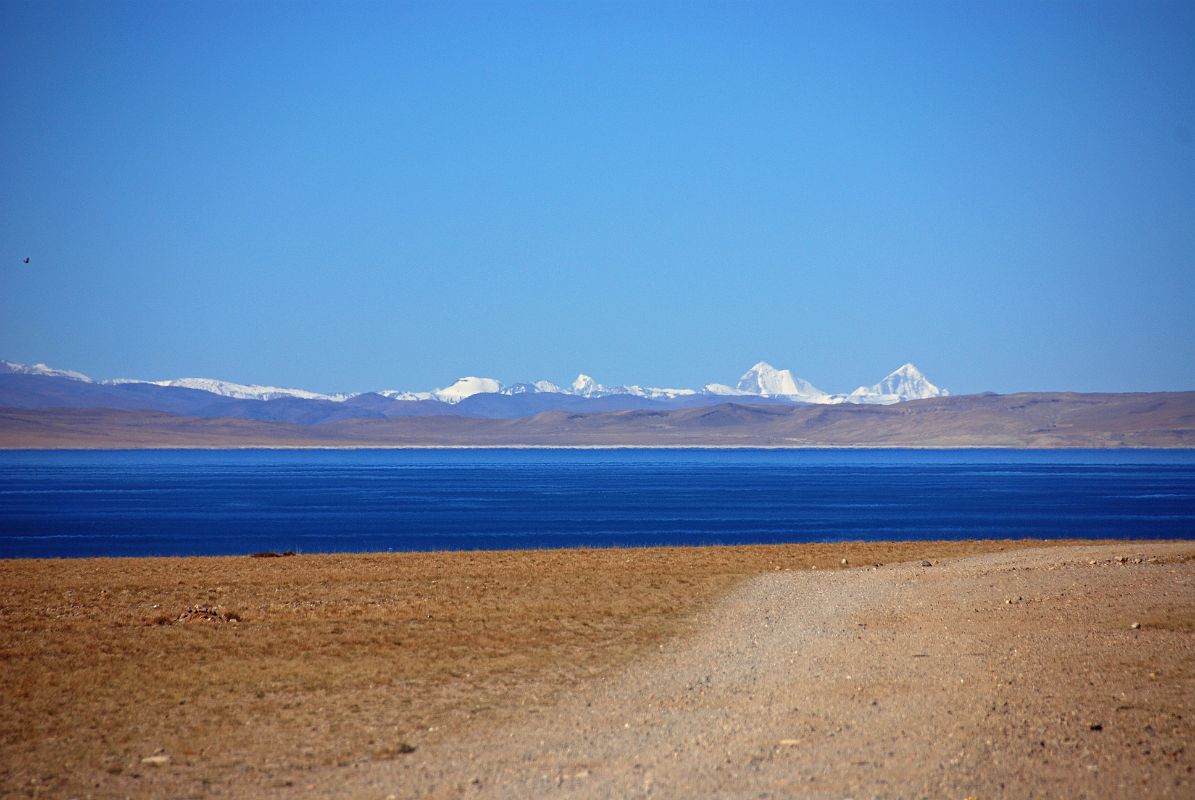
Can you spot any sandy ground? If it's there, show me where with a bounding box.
[1,540,1050,799]
[326,542,1195,799]
[3,541,1193,798]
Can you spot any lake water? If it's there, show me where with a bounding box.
[1,449,1193,558]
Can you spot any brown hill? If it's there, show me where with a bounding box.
[1,391,1193,448]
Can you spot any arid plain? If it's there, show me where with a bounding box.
[2,540,1193,798]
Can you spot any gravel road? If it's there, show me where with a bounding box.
[329,542,1195,799]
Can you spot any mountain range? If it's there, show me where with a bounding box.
[0,359,947,424]
[5,358,1190,448]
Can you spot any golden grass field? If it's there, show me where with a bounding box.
[0,539,1091,798]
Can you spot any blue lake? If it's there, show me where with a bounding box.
[1,448,1194,558]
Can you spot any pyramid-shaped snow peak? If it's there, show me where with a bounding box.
[735,361,830,402]
[570,373,603,398]
[848,363,947,405]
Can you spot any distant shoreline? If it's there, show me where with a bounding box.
[5,444,1195,450]
[4,537,1189,563]
[5,439,1195,451]
[2,440,1195,452]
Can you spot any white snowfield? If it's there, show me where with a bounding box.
[377,389,434,401]
[0,359,93,383]
[106,377,352,402]
[568,373,697,400]
[2,359,948,406]
[501,381,563,396]
[430,376,503,403]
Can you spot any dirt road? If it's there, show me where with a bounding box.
[333,543,1195,799]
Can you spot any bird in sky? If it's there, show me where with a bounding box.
[23,258,30,264]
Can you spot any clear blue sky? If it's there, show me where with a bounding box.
[2,0,1193,395]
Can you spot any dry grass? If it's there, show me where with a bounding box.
[0,539,1091,797]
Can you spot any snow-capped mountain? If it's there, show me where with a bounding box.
[729,361,833,403]
[569,374,606,398]
[0,359,92,382]
[105,377,350,402]
[847,363,948,404]
[501,380,563,396]
[1,361,352,402]
[377,389,434,402]
[627,385,698,399]
[432,376,503,403]
[703,382,750,396]
[567,373,696,400]
[381,377,560,403]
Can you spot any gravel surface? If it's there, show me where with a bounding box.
[322,542,1195,799]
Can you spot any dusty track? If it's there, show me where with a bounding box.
[3,542,1192,798]
[5,542,1042,800]
[331,543,1195,799]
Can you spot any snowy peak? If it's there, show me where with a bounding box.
[1,359,92,382]
[625,384,697,399]
[736,361,793,395]
[570,374,604,398]
[725,360,946,405]
[0,360,349,402]
[106,376,348,402]
[735,361,830,403]
[567,373,695,400]
[501,380,563,396]
[433,376,503,403]
[879,363,940,398]
[704,383,750,396]
[378,389,434,402]
[848,363,948,405]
